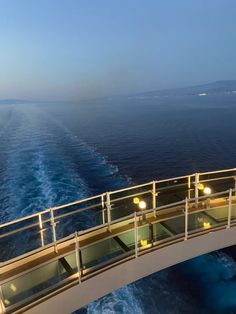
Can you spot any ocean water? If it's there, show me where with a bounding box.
[1,94,236,313]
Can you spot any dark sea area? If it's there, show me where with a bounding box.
[1,93,236,313]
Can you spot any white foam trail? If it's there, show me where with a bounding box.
[86,286,143,314]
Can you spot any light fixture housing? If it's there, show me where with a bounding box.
[197,183,204,191]
[133,197,140,205]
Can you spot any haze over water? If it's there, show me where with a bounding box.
[1,93,236,313]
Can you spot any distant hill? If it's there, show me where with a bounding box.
[125,80,236,98]
[1,80,236,104]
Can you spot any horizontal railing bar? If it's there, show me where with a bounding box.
[0,194,104,229]
[110,190,152,204]
[0,222,42,239]
[109,181,153,195]
[156,174,194,184]
[199,175,235,183]
[152,199,186,212]
[54,202,103,220]
[199,168,236,176]
[0,198,124,238]
[188,189,231,202]
[0,208,50,229]
[52,194,104,211]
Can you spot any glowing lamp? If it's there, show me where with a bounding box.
[203,187,211,195]
[198,183,204,191]
[4,299,10,306]
[140,239,148,247]
[203,221,211,229]
[133,197,140,205]
[139,201,147,210]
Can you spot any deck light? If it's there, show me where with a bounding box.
[139,201,147,210]
[198,183,204,191]
[133,197,140,205]
[203,221,211,229]
[203,187,211,195]
[10,284,17,292]
[140,239,148,247]
[4,299,10,306]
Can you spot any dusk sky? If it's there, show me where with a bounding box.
[0,0,236,100]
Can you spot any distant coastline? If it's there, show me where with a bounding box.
[1,80,236,104]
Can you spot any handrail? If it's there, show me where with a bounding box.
[1,167,235,230]
[0,166,235,270]
[188,189,231,202]
[109,181,153,195]
[52,193,103,211]
[156,174,194,184]
[0,195,104,229]
[199,167,236,176]
[0,208,50,229]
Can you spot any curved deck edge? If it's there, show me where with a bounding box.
[23,226,236,314]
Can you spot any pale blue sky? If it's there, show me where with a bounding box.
[0,0,236,100]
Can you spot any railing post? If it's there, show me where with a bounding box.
[188,176,191,198]
[134,212,138,258]
[195,173,199,207]
[152,181,157,218]
[50,208,58,253]
[0,286,5,314]
[75,232,81,284]
[185,198,188,240]
[234,177,236,197]
[188,176,191,189]
[38,213,45,247]
[227,189,232,229]
[152,181,156,208]
[106,192,111,232]
[38,213,43,229]
[101,194,105,224]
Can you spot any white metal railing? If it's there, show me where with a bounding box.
[0,168,235,260]
[0,168,235,265]
[1,167,236,227]
[1,185,236,313]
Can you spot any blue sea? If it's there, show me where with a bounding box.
[1,94,236,313]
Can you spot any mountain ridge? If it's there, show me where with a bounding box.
[1,80,236,103]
